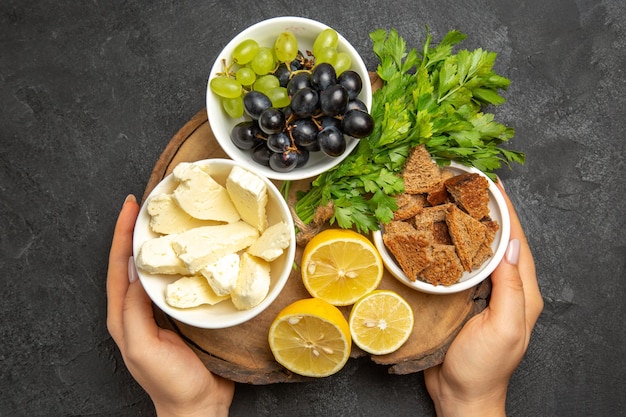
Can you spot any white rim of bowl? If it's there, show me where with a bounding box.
[371,162,511,294]
[206,16,372,181]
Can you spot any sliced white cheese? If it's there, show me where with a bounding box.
[231,253,271,310]
[172,162,240,223]
[136,234,189,275]
[199,253,240,296]
[147,193,220,235]
[226,165,268,232]
[170,221,259,273]
[165,275,230,308]
[247,221,292,262]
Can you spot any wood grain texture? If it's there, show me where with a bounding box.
[143,98,490,384]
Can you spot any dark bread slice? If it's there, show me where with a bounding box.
[471,220,499,268]
[445,204,487,271]
[413,204,453,229]
[445,172,490,220]
[393,193,427,221]
[402,145,442,194]
[382,221,433,281]
[426,168,455,206]
[432,221,452,245]
[419,244,464,286]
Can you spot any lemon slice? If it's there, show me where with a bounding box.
[301,229,384,306]
[268,298,351,377]
[348,290,414,355]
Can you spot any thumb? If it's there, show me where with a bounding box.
[123,257,160,346]
[488,239,526,331]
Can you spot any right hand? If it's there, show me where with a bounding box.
[424,183,544,416]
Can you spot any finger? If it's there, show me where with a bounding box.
[122,257,160,349]
[496,182,543,326]
[106,195,140,345]
[489,240,526,334]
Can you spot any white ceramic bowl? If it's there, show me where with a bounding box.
[206,16,372,181]
[133,159,296,328]
[371,162,511,294]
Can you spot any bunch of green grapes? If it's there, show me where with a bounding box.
[210,28,352,119]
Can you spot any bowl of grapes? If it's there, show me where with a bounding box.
[206,16,373,181]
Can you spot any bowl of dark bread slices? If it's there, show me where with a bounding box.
[371,145,510,294]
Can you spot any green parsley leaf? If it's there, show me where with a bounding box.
[293,26,525,233]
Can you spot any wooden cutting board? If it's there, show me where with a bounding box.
[142,84,491,384]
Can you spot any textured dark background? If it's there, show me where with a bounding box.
[2,0,625,416]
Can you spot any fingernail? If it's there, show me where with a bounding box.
[505,239,520,265]
[128,256,139,283]
[123,194,137,207]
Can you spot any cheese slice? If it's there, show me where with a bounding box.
[136,234,189,275]
[170,221,259,273]
[147,193,220,234]
[165,275,230,308]
[226,165,268,232]
[247,221,292,262]
[172,162,240,223]
[231,253,271,310]
[199,253,240,296]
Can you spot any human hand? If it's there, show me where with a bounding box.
[107,195,234,417]
[424,183,544,417]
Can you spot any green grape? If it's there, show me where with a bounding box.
[232,39,259,65]
[222,96,244,118]
[333,52,352,75]
[274,31,298,62]
[210,76,242,99]
[253,74,280,95]
[315,46,337,66]
[267,87,290,108]
[313,28,338,58]
[250,46,276,75]
[235,67,256,86]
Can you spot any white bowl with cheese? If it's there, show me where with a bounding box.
[133,159,296,329]
[371,162,511,295]
[206,16,372,181]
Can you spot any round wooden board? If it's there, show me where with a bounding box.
[142,106,491,385]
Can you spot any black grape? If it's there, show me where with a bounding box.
[337,70,362,100]
[345,99,368,113]
[230,121,263,150]
[258,108,285,135]
[274,64,291,88]
[269,151,298,172]
[251,143,272,167]
[310,63,336,91]
[290,87,319,118]
[296,148,310,167]
[290,117,318,147]
[267,131,291,153]
[320,84,349,116]
[287,72,312,96]
[244,91,272,120]
[341,109,374,138]
[317,126,346,157]
[319,115,342,131]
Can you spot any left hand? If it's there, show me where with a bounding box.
[106,195,234,417]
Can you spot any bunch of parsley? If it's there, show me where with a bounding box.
[292,27,525,233]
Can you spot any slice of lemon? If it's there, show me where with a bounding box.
[348,290,414,355]
[301,229,384,306]
[268,298,351,377]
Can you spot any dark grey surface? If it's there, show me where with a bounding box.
[1,0,625,416]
